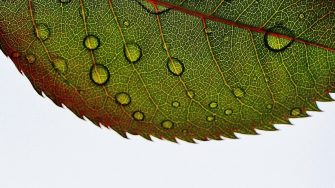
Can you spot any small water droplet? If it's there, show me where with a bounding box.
[172,101,180,108]
[264,25,295,52]
[267,104,273,109]
[133,111,145,121]
[35,24,50,41]
[167,57,184,76]
[233,87,245,98]
[137,0,169,14]
[204,27,212,34]
[26,54,36,64]
[299,13,304,19]
[124,43,142,63]
[209,102,218,109]
[291,108,301,116]
[186,90,195,99]
[89,64,110,85]
[123,21,130,27]
[115,92,131,106]
[84,35,100,50]
[52,57,68,74]
[161,120,174,129]
[60,0,71,3]
[225,109,233,115]
[207,116,215,122]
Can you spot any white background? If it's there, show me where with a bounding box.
[0,51,335,188]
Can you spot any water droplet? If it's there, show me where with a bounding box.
[167,57,184,76]
[161,120,174,129]
[137,0,169,14]
[115,92,131,106]
[291,108,301,116]
[264,25,295,52]
[225,109,233,115]
[266,104,273,109]
[84,35,100,50]
[299,13,304,19]
[204,27,212,34]
[60,0,71,3]
[52,57,68,74]
[207,116,215,122]
[123,21,130,27]
[172,101,180,108]
[124,43,142,63]
[35,24,50,41]
[186,90,195,99]
[233,87,245,98]
[133,111,145,121]
[89,64,110,85]
[26,54,36,64]
[209,102,218,109]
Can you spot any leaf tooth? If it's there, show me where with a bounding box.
[305,102,322,112]
[318,94,334,102]
[220,131,238,139]
[112,129,128,139]
[140,134,152,141]
[256,124,278,131]
[235,127,258,135]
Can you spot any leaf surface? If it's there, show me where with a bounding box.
[0,0,334,142]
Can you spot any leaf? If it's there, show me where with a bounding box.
[0,0,334,143]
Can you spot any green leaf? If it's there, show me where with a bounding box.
[0,0,334,143]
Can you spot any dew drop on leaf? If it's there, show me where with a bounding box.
[291,108,301,116]
[264,25,294,52]
[161,120,174,129]
[124,42,142,63]
[172,101,180,108]
[52,57,68,74]
[209,102,218,109]
[225,109,233,115]
[136,0,169,14]
[167,57,185,76]
[187,90,195,99]
[89,64,110,85]
[133,111,145,121]
[206,116,215,122]
[59,0,71,4]
[84,35,100,50]
[233,87,245,98]
[26,54,36,64]
[35,24,50,41]
[115,92,131,106]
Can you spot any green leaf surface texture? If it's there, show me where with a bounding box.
[0,0,334,143]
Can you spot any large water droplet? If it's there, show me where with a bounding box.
[233,87,245,98]
[84,35,100,50]
[35,24,50,41]
[133,111,145,121]
[161,120,174,129]
[115,92,131,106]
[167,57,184,76]
[291,108,301,116]
[136,0,169,14]
[124,43,142,63]
[264,25,294,52]
[89,64,110,85]
[52,57,68,74]
[26,54,36,64]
